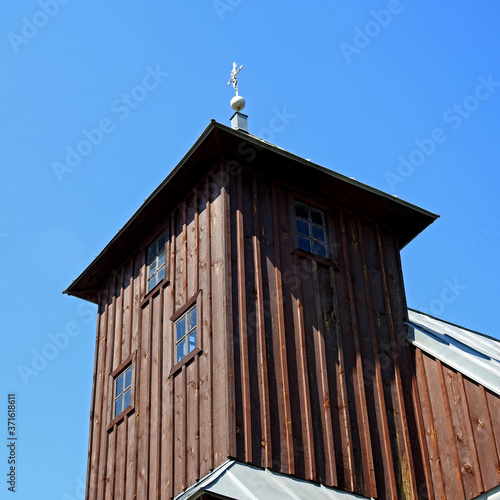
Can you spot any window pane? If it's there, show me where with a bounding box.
[115,395,122,417]
[116,374,123,397]
[187,306,196,332]
[159,234,166,249]
[157,266,165,282]
[148,261,157,278]
[312,225,326,243]
[147,245,156,266]
[295,203,308,219]
[298,235,311,252]
[176,317,186,341]
[296,219,310,236]
[177,341,186,363]
[311,209,324,226]
[147,276,156,292]
[124,367,132,390]
[158,249,165,268]
[313,242,328,258]
[123,388,131,409]
[188,330,197,352]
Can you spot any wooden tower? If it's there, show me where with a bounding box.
[65,120,500,499]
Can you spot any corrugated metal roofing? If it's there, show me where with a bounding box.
[407,309,500,396]
[173,460,373,500]
[473,484,500,499]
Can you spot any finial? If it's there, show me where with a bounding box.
[228,61,246,112]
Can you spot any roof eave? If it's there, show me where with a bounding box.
[65,120,438,302]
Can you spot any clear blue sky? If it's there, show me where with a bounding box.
[1,1,499,498]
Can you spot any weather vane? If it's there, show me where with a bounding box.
[228,62,246,112]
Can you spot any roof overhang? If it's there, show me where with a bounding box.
[64,121,438,303]
[173,459,374,500]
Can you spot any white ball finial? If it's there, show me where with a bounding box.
[230,95,246,112]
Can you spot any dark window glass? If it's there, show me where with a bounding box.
[147,234,166,292]
[114,365,132,418]
[175,305,197,364]
[295,203,308,219]
[312,225,326,243]
[295,202,329,258]
[296,219,310,236]
[313,241,328,258]
[298,235,311,252]
[123,388,131,408]
[311,209,324,226]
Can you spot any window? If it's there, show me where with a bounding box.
[295,202,328,258]
[147,234,166,293]
[113,365,132,418]
[174,305,197,363]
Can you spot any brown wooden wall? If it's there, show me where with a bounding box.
[227,167,430,499]
[85,164,233,500]
[414,348,500,499]
[84,158,500,500]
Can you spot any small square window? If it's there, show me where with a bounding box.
[295,202,329,258]
[147,234,166,293]
[174,305,197,364]
[113,365,132,418]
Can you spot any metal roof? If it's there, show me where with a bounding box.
[64,120,438,303]
[473,484,500,499]
[174,460,373,500]
[407,309,500,396]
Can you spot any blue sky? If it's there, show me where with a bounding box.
[1,1,499,498]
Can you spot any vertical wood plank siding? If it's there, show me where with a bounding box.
[86,165,231,500]
[228,168,429,499]
[415,348,500,499]
[85,159,499,500]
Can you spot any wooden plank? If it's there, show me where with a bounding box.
[321,215,352,492]
[252,174,272,468]
[104,419,117,500]
[270,182,294,475]
[291,254,315,480]
[386,231,434,500]
[222,176,235,461]
[88,295,108,500]
[161,218,175,499]
[241,170,263,466]
[122,259,133,360]
[376,225,421,499]
[97,278,116,500]
[340,217,375,496]
[422,353,465,499]
[136,289,152,499]
[113,272,123,369]
[187,191,198,298]
[148,294,162,499]
[485,389,500,470]
[174,366,187,492]
[186,359,200,486]
[463,377,500,490]
[174,204,186,311]
[442,364,483,498]
[311,260,336,487]
[125,251,143,500]
[296,256,327,484]
[276,185,306,477]
[198,180,214,478]
[415,348,446,499]
[349,220,376,495]
[355,220,397,499]
[236,171,252,463]
[114,419,127,499]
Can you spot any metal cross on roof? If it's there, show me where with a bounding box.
[228,62,243,96]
